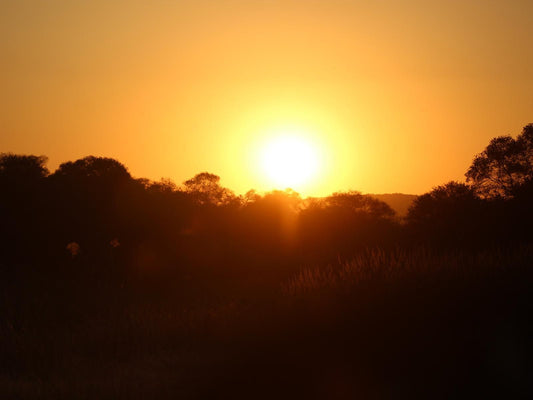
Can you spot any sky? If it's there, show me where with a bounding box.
[1,0,532,196]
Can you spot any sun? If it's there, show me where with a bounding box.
[260,134,320,189]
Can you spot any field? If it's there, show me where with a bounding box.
[2,246,531,399]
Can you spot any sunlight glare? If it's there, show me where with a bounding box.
[260,133,320,189]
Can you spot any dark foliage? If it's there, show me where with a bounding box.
[466,124,533,198]
[1,124,532,399]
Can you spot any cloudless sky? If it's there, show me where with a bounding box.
[1,0,532,196]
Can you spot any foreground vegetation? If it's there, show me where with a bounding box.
[1,124,533,398]
[1,246,532,399]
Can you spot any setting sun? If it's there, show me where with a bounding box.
[260,134,320,190]
[2,1,532,397]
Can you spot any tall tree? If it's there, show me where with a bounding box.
[466,124,533,198]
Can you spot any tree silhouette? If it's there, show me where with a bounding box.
[466,124,533,198]
[408,181,477,218]
[0,153,50,208]
[406,181,484,245]
[324,191,395,219]
[52,156,131,184]
[0,153,49,182]
[0,155,51,266]
[47,157,135,262]
[183,172,237,206]
[298,191,398,260]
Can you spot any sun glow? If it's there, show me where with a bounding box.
[259,133,321,190]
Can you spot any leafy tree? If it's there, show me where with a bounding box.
[298,191,397,259]
[0,154,50,263]
[48,157,134,256]
[242,189,261,204]
[242,189,302,229]
[183,172,237,206]
[236,189,303,255]
[466,124,533,198]
[323,191,395,219]
[407,182,478,224]
[52,156,131,184]
[406,181,485,245]
[50,156,133,213]
[0,153,49,209]
[0,153,49,182]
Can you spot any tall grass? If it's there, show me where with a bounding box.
[1,245,532,399]
[282,244,533,296]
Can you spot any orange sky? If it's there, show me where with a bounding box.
[1,0,532,196]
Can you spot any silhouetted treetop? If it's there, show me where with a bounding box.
[466,124,533,198]
[405,182,484,247]
[139,177,179,194]
[246,189,303,216]
[243,189,261,205]
[407,181,478,223]
[183,172,237,206]
[52,156,131,183]
[0,153,49,182]
[308,191,395,219]
[45,157,134,242]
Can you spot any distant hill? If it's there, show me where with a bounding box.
[368,193,418,217]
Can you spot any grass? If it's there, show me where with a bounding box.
[283,245,533,295]
[1,245,532,399]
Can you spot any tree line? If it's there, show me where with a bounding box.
[1,124,532,290]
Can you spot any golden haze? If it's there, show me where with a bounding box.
[1,0,532,196]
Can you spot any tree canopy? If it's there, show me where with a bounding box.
[0,153,49,183]
[183,172,237,206]
[466,124,533,198]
